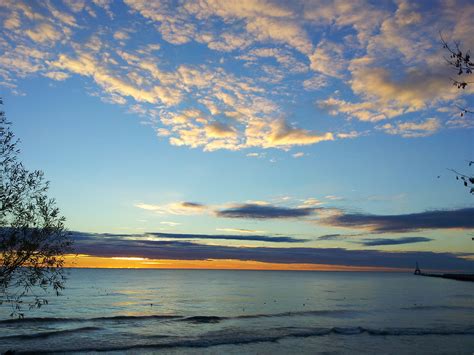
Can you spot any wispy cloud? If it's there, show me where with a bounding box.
[135,201,208,215]
[376,118,441,138]
[160,221,181,227]
[216,228,267,234]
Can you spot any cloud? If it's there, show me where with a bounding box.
[303,0,387,44]
[336,131,362,139]
[51,52,182,106]
[318,96,393,122]
[349,61,459,114]
[205,122,237,138]
[160,221,181,227]
[1,0,473,154]
[216,228,267,234]
[245,17,313,55]
[265,120,334,148]
[216,203,318,219]
[376,118,441,138]
[292,152,305,158]
[72,232,474,271]
[43,71,70,81]
[113,31,130,41]
[73,231,306,244]
[45,2,79,28]
[317,234,343,241]
[355,236,433,246]
[298,198,323,207]
[238,47,308,73]
[246,152,266,158]
[303,75,328,90]
[135,201,208,215]
[320,207,474,233]
[324,195,344,201]
[309,40,345,77]
[25,23,62,43]
[146,232,307,243]
[312,0,473,129]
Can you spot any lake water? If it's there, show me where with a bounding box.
[1,269,473,354]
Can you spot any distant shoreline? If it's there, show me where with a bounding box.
[61,267,467,273]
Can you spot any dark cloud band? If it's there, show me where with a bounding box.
[355,237,433,246]
[78,231,306,243]
[72,233,473,271]
[216,203,317,219]
[147,232,307,243]
[321,207,474,233]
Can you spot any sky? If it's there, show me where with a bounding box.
[0,0,473,271]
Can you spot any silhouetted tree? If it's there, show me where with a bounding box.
[0,98,73,317]
[440,35,473,195]
[448,162,474,195]
[440,34,473,116]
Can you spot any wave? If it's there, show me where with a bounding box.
[17,326,474,354]
[0,314,181,325]
[178,309,356,324]
[0,326,101,340]
[237,309,355,319]
[401,305,474,311]
[0,309,354,325]
[180,316,224,323]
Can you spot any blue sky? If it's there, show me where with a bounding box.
[1,0,473,269]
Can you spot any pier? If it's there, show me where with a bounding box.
[413,263,474,282]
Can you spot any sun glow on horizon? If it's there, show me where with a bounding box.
[64,254,409,272]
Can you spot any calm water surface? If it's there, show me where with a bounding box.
[0,269,473,354]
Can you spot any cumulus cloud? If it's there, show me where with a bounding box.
[265,120,334,148]
[245,16,313,55]
[43,71,70,81]
[51,52,182,106]
[309,40,345,77]
[25,23,62,43]
[1,0,472,154]
[349,61,460,113]
[303,0,387,44]
[312,0,473,129]
[205,122,237,138]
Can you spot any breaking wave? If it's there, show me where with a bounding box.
[14,325,474,354]
[0,309,355,325]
